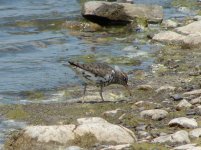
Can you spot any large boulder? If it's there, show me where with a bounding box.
[82,1,163,25]
[5,117,136,150]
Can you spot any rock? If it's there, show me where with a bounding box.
[183,89,201,96]
[183,34,201,48]
[156,85,176,92]
[195,105,201,115]
[176,20,201,35]
[138,131,151,139]
[65,146,83,150]
[152,31,185,43]
[82,1,163,25]
[174,144,201,150]
[176,99,192,110]
[152,130,190,144]
[189,128,201,138]
[100,144,131,150]
[168,117,198,129]
[137,85,153,91]
[190,96,201,104]
[140,109,168,120]
[103,109,122,117]
[162,19,178,28]
[194,15,201,21]
[171,94,183,101]
[6,117,136,150]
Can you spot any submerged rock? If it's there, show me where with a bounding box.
[82,1,163,25]
[5,117,136,150]
[168,117,198,129]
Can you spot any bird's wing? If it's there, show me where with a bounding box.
[68,61,114,77]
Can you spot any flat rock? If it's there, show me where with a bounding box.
[153,31,185,43]
[183,89,201,96]
[102,109,122,117]
[6,117,136,150]
[176,20,201,35]
[189,128,201,138]
[82,1,163,25]
[176,99,192,110]
[168,117,198,129]
[174,144,201,150]
[140,109,168,120]
[156,85,176,92]
[100,144,131,150]
[162,19,178,28]
[152,130,190,144]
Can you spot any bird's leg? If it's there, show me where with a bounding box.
[99,85,104,101]
[82,83,87,103]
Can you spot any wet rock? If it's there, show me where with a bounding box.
[189,128,201,138]
[183,89,201,96]
[171,94,183,101]
[152,130,190,144]
[153,31,185,43]
[102,109,122,117]
[156,85,176,93]
[176,20,201,35]
[173,144,201,150]
[190,96,201,104]
[82,1,163,25]
[100,144,131,150]
[168,117,198,129]
[162,19,178,28]
[6,117,136,150]
[176,99,192,110]
[140,109,168,120]
[137,84,153,91]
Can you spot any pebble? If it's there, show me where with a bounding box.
[140,109,168,120]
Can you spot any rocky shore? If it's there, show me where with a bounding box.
[1,0,201,149]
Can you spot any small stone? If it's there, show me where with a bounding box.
[176,99,192,110]
[137,85,153,91]
[138,131,151,139]
[156,85,176,92]
[103,109,122,117]
[152,130,190,144]
[135,124,147,131]
[169,117,198,129]
[189,128,201,138]
[190,96,201,104]
[174,144,201,150]
[171,94,183,101]
[162,19,178,28]
[183,89,201,96]
[140,109,168,120]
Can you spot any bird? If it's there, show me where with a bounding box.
[68,61,131,101]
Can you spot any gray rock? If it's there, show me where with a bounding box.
[189,128,201,138]
[100,144,131,150]
[82,1,163,25]
[65,146,82,150]
[140,109,168,120]
[152,130,190,144]
[176,99,192,110]
[156,85,176,93]
[162,19,178,28]
[171,94,183,101]
[103,109,122,117]
[169,117,198,129]
[183,89,201,96]
[174,144,201,150]
[190,96,201,105]
[138,131,151,139]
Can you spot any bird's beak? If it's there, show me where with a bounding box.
[124,84,132,96]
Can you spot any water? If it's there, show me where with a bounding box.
[0,0,195,146]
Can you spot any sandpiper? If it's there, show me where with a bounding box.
[68,61,131,101]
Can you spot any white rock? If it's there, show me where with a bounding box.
[189,128,201,138]
[169,117,198,129]
[162,19,178,28]
[140,109,168,120]
[183,34,201,47]
[152,130,190,144]
[65,146,82,150]
[24,125,76,144]
[183,89,201,96]
[177,99,192,109]
[194,15,201,21]
[75,118,136,144]
[77,117,108,124]
[174,144,201,150]
[100,144,131,150]
[103,109,122,117]
[190,96,201,104]
[156,85,176,92]
[153,31,185,43]
[176,20,201,35]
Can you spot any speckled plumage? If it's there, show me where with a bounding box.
[68,61,130,101]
